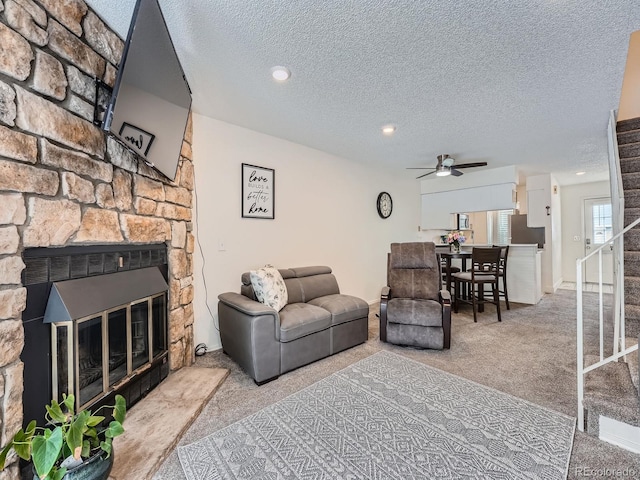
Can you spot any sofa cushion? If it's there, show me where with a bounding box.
[289,266,332,277]
[387,298,443,327]
[285,273,340,303]
[308,294,369,326]
[278,303,331,342]
[250,266,288,311]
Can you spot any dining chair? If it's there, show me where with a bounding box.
[439,254,460,290]
[493,244,510,310]
[452,247,502,322]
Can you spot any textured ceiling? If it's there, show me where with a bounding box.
[86,0,640,185]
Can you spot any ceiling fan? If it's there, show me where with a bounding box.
[408,154,488,179]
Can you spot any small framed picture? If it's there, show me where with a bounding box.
[457,213,470,230]
[118,122,155,157]
[242,163,275,219]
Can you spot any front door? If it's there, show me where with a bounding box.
[583,197,613,284]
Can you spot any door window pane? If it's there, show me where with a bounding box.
[592,203,612,245]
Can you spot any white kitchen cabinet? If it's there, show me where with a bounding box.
[527,188,547,227]
[421,193,455,229]
[421,182,516,229]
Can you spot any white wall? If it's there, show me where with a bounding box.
[192,115,421,350]
[516,183,527,213]
[560,181,611,282]
[526,173,562,292]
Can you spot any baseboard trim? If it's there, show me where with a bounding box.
[553,278,563,292]
[599,415,640,454]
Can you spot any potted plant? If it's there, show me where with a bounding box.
[0,393,126,480]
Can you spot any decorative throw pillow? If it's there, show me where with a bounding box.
[249,265,288,311]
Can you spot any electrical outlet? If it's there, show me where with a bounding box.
[218,239,226,251]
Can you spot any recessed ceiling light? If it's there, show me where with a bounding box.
[270,66,291,82]
[381,125,396,135]
[576,171,586,176]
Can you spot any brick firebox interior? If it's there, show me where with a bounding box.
[0,2,196,478]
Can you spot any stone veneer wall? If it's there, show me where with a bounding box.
[0,2,195,477]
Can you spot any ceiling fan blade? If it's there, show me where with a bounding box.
[450,168,464,177]
[454,162,488,169]
[416,171,436,179]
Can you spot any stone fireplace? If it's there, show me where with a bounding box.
[0,3,195,478]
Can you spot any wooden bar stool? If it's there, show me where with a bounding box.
[452,247,502,323]
[494,244,510,310]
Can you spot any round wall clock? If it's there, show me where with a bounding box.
[377,192,393,219]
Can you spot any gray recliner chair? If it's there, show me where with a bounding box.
[380,242,451,349]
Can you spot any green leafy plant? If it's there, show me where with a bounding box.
[0,394,126,480]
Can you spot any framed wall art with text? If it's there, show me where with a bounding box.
[242,163,275,219]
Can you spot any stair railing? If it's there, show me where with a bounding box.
[607,109,625,356]
[576,217,640,431]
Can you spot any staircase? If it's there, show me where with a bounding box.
[620,116,640,340]
[581,116,640,449]
[619,114,640,420]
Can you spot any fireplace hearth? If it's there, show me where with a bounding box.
[22,244,170,424]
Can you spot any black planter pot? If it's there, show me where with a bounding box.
[31,450,114,480]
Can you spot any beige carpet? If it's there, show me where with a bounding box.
[153,289,640,480]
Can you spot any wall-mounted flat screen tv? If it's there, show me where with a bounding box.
[102,0,191,181]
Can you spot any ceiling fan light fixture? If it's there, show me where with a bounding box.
[439,154,455,167]
[435,165,451,177]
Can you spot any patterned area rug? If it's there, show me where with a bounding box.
[178,351,575,479]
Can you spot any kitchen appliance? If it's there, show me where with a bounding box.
[510,214,545,248]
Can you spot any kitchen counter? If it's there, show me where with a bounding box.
[436,243,542,305]
[505,244,542,304]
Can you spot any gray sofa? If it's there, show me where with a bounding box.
[218,266,369,383]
